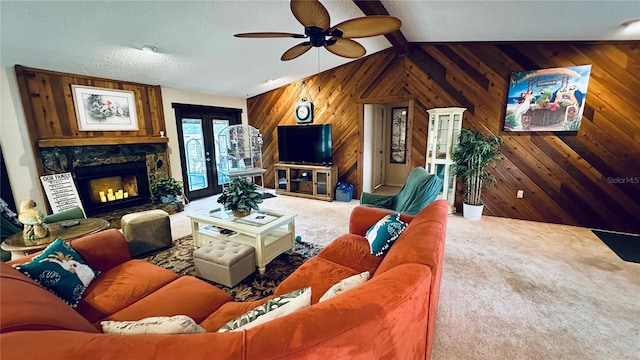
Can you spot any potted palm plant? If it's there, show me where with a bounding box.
[150,178,183,204]
[451,128,503,220]
[217,177,263,217]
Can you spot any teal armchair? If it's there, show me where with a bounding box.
[43,206,85,223]
[360,167,443,215]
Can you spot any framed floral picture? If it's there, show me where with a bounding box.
[72,85,139,131]
[504,65,591,132]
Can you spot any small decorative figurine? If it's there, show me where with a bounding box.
[18,199,49,240]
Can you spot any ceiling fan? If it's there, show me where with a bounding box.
[234,0,401,61]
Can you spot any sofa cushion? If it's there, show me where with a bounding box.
[317,234,383,275]
[319,271,369,302]
[217,287,311,333]
[14,238,99,307]
[101,315,205,335]
[375,219,445,276]
[101,276,233,325]
[365,213,408,256]
[68,229,132,272]
[200,297,273,332]
[274,257,358,304]
[75,260,180,323]
[0,262,98,333]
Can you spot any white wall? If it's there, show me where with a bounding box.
[160,87,248,184]
[0,69,247,211]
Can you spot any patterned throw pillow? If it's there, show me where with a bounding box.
[319,271,370,302]
[101,315,205,335]
[217,287,311,333]
[365,213,408,256]
[14,238,99,307]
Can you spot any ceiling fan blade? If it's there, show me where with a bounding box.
[324,38,366,59]
[281,42,313,61]
[234,32,306,38]
[329,16,401,38]
[290,0,330,30]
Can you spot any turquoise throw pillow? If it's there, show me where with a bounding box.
[14,238,99,307]
[365,213,408,256]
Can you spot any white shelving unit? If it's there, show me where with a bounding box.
[426,107,465,213]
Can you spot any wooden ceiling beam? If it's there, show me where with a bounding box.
[353,0,410,54]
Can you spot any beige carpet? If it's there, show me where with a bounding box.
[169,191,640,359]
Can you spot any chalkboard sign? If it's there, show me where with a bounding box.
[40,172,85,214]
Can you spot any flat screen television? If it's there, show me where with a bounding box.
[277,124,332,165]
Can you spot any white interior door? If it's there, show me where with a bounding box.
[373,105,385,189]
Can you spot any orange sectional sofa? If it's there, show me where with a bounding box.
[1,200,448,359]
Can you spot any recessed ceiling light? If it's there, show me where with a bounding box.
[621,19,640,27]
[621,19,640,36]
[141,45,157,53]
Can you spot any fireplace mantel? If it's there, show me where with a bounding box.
[38,136,168,148]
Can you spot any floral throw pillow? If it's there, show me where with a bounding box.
[14,238,99,307]
[365,213,408,256]
[217,287,311,332]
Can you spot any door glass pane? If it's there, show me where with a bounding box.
[212,119,230,184]
[182,118,207,191]
[436,114,449,158]
[316,172,328,195]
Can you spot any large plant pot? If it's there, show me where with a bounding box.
[463,203,484,220]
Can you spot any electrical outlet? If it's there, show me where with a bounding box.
[517,190,524,199]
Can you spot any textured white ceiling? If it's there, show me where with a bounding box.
[1,1,638,98]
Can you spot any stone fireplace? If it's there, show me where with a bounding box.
[39,144,170,217]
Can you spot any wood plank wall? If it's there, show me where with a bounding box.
[247,42,640,234]
[15,65,166,148]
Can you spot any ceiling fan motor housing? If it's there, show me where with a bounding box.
[306,26,332,47]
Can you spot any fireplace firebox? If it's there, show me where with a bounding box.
[75,161,151,216]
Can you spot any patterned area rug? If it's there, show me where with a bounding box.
[145,235,322,301]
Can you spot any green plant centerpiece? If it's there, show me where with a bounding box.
[451,128,503,220]
[150,178,183,204]
[217,177,263,217]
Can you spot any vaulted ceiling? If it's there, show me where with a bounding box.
[1,1,638,98]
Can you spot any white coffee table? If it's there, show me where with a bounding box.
[188,208,296,275]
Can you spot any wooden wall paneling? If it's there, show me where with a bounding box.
[15,65,167,146]
[60,76,79,136]
[14,66,45,177]
[490,156,558,222]
[247,42,639,233]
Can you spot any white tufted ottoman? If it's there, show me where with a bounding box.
[193,240,255,287]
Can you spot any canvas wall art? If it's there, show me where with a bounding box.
[72,85,139,131]
[504,65,591,132]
